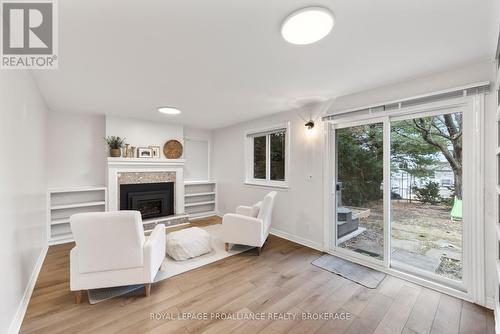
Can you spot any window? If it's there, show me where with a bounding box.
[253,136,266,179]
[246,123,289,187]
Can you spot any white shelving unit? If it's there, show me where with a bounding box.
[47,186,107,245]
[184,181,217,219]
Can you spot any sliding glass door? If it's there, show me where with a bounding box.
[390,111,463,285]
[335,121,385,262]
[331,106,467,289]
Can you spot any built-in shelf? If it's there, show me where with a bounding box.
[51,218,70,226]
[48,186,107,194]
[50,234,74,242]
[184,192,216,197]
[47,187,107,245]
[185,180,216,185]
[51,201,106,210]
[184,181,217,219]
[52,228,71,237]
[185,201,216,207]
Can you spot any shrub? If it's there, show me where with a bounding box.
[415,181,441,205]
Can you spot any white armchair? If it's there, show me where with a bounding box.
[69,211,166,303]
[221,191,277,255]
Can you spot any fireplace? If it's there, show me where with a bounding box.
[120,182,174,219]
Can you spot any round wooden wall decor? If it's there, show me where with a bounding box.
[163,140,183,159]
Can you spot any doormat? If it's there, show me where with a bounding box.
[312,254,386,289]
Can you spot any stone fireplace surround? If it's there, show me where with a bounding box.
[107,158,188,228]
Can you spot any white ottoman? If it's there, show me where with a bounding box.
[166,227,212,261]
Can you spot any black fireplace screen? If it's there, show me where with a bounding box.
[120,182,174,219]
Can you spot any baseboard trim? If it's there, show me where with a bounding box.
[8,244,48,334]
[495,301,500,334]
[269,228,323,252]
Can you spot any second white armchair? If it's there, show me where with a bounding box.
[221,191,277,255]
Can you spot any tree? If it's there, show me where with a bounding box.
[391,120,441,178]
[413,114,462,199]
[392,113,462,199]
[337,123,384,207]
[337,112,463,207]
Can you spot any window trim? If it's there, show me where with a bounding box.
[245,121,290,188]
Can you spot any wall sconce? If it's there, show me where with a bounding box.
[305,120,316,138]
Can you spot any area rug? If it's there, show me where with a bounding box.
[87,224,252,304]
[312,254,386,289]
[155,224,252,282]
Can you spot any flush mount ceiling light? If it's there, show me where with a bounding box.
[281,7,334,45]
[158,106,181,115]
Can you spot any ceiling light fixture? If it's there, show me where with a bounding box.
[281,7,334,45]
[158,106,181,115]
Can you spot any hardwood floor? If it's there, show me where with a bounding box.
[20,216,494,334]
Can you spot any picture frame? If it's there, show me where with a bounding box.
[137,147,153,158]
[149,146,161,158]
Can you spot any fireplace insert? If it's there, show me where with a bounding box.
[120,182,174,219]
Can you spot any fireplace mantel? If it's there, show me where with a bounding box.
[107,157,185,167]
[107,158,185,215]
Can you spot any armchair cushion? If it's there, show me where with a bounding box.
[235,201,262,217]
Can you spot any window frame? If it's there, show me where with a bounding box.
[245,121,290,188]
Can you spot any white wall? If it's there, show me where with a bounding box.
[213,59,496,302]
[0,71,48,334]
[184,127,213,181]
[213,106,325,250]
[47,112,106,188]
[106,116,183,156]
[46,115,201,188]
[330,60,493,112]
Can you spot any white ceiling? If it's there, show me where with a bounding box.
[33,0,499,129]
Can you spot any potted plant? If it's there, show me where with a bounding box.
[104,136,126,157]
